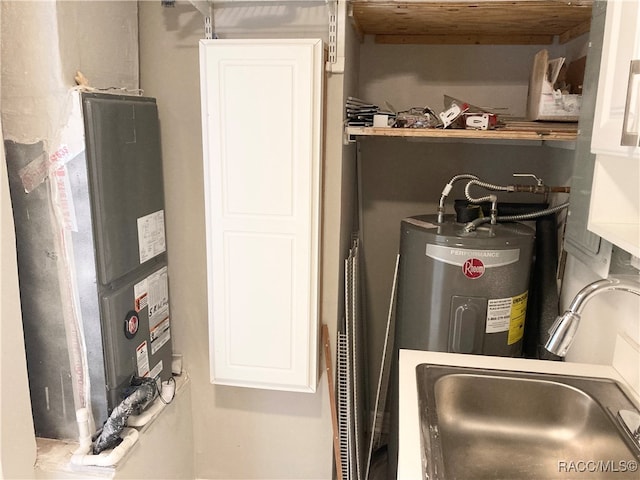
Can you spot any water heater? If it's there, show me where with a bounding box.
[395,214,535,357]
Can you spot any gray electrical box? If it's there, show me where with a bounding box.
[6,92,173,440]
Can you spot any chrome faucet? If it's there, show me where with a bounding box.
[545,276,640,448]
[544,276,640,357]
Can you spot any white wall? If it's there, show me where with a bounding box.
[1,2,64,477]
[1,1,138,143]
[0,48,38,479]
[1,0,66,143]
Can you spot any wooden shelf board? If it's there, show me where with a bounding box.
[350,1,593,45]
[346,123,578,142]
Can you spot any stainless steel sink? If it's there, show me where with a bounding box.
[416,364,640,479]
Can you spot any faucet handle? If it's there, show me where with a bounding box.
[513,173,543,186]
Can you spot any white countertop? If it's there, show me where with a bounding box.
[397,349,639,480]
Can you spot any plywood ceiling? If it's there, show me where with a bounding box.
[350,1,594,44]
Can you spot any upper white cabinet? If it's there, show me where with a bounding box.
[588,0,640,258]
[199,39,324,392]
[591,0,640,156]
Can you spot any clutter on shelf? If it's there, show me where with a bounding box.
[346,95,502,131]
[346,96,396,127]
[393,106,440,129]
[526,49,585,121]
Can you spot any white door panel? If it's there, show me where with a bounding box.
[200,39,323,392]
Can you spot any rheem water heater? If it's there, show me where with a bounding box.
[395,214,536,357]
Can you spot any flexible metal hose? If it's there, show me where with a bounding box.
[463,202,570,232]
[464,179,512,224]
[437,174,479,223]
[464,179,512,203]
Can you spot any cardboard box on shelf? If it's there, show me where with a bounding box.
[526,49,585,122]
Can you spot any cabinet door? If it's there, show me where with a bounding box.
[564,1,614,277]
[588,1,640,257]
[591,0,640,156]
[199,39,323,392]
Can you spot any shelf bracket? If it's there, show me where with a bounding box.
[185,0,216,39]
[344,126,357,145]
[326,0,346,73]
[327,0,337,64]
[326,0,339,71]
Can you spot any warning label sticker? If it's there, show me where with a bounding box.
[147,267,169,325]
[137,210,166,264]
[150,316,171,355]
[134,281,148,313]
[133,266,171,355]
[508,291,528,345]
[136,341,150,378]
[133,266,169,323]
[486,297,513,333]
[486,291,528,346]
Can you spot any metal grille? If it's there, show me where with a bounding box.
[337,331,349,477]
[338,237,366,480]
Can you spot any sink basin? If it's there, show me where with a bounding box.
[416,364,640,479]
